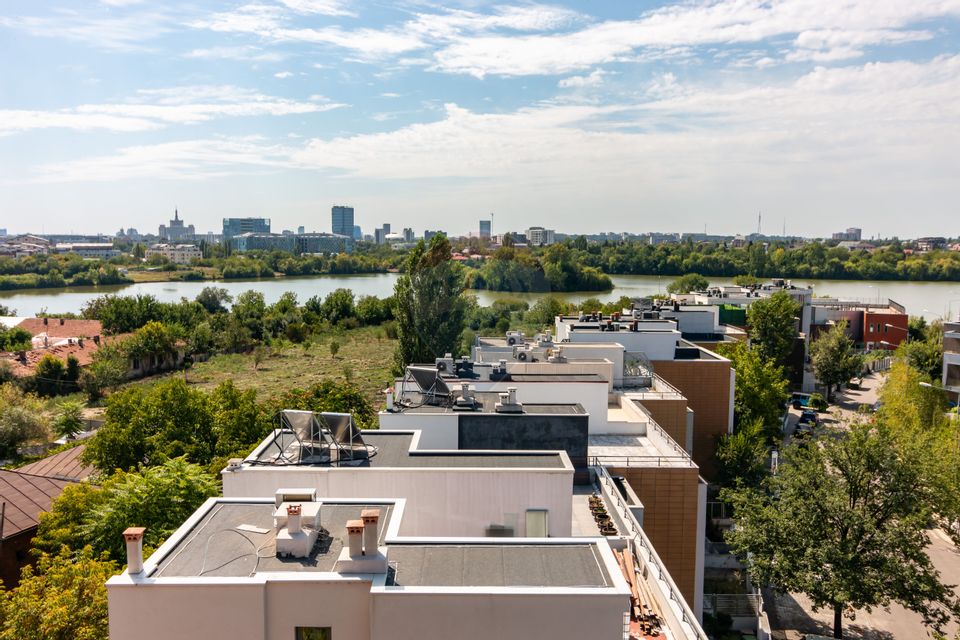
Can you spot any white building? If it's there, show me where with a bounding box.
[526,226,556,246]
[107,410,711,640]
[53,242,120,259]
[145,243,201,264]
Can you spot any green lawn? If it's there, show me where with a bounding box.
[175,326,396,407]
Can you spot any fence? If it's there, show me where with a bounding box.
[703,593,761,617]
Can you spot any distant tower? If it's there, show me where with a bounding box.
[331,205,355,237]
[479,219,491,239]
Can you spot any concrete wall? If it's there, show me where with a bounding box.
[563,330,679,361]
[651,358,732,479]
[108,576,374,640]
[458,413,589,471]
[370,591,628,640]
[609,465,702,608]
[377,412,459,449]
[222,467,573,538]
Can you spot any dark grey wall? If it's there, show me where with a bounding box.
[457,414,589,470]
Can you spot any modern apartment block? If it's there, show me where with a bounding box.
[230,232,353,254]
[526,226,556,246]
[831,227,862,241]
[479,219,491,238]
[106,409,709,640]
[331,205,354,237]
[384,358,707,613]
[145,243,201,264]
[223,217,271,238]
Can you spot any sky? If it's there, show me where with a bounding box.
[1,0,959,239]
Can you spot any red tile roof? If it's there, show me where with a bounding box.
[18,445,94,482]
[15,318,103,339]
[1,334,126,378]
[0,470,77,539]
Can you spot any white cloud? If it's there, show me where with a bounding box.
[32,137,300,183]
[0,86,343,136]
[277,0,355,17]
[183,45,285,62]
[0,9,174,51]
[429,1,960,76]
[274,70,294,78]
[558,69,607,88]
[380,92,402,98]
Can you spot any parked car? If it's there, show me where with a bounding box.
[799,410,818,426]
[794,423,814,438]
[791,392,812,410]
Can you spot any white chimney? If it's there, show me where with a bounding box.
[361,509,380,556]
[123,527,146,574]
[286,504,302,535]
[385,388,394,411]
[346,519,364,558]
[507,386,518,406]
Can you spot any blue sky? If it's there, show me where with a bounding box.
[1,0,958,238]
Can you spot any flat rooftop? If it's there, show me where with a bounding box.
[394,391,587,415]
[387,543,612,587]
[250,431,568,469]
[588,434,695,468]
[153,500,613,588]
[153,502,394,578]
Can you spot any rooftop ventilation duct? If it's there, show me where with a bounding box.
[454,383,478,410]
[495,386,523,413]
[123,527,146,575]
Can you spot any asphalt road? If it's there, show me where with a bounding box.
[771,372,960,639]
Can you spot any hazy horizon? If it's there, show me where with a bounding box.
[2,1,959,238]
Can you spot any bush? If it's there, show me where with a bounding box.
[809,393,828,411]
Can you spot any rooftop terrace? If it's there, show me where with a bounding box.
[249,430,568,469]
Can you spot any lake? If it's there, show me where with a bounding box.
[1,273,958,320]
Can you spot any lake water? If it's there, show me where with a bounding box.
[1,273,958,320]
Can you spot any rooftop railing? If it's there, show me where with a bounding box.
[594,465,708,640]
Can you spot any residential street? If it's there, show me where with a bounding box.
[772,370,960,639]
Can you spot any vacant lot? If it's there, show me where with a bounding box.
[174,326,396,407]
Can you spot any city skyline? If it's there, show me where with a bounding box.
[2,1,959,237]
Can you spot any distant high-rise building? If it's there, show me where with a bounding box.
[159,209,195,241]
[526,227,555,246]
[353,225,362,240]
[402,228,415,242]
[424,229,441,242]
[331,205,355,237]
[479,220,491,238]
[223,218,270,238]
[0,229,8,237]
[374,223,392,245]
[831,227,862,242]
[297,225,305,235]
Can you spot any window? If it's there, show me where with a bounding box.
[295,628,331,640]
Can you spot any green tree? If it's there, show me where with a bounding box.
[195,286,232,314]
[810,320,864,401]
[319,288,355,325]
[715,418,768,489]
[53,400,85,439]
[719,342,788,437]
[265,379,377,430]
[0,547,116,640]
[526,295,568,327]
[0,386,47,457]
[329,340,341,358]
[83,458,218,560]
[392,234,467,373]
[34,354,67,396]
[80,343,129,401]
[665,273,709,294]
[747,291,800,367]
[723,424,959,639]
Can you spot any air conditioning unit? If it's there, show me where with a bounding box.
[505,331,525,346]
[434,353,454,373]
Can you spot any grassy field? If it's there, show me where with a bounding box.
[172,325,396,407]
[126,266,220,283]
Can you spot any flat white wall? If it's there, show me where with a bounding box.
[370,592,628,640]
[223,467,573,538]
[108,576,374,640]
[108,581,266,640]
[377,412,459,449]
[563,331,679,361]
[662,309,717,334]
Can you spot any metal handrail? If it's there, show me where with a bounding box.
[590,455,690,468]
[594,465,709,640]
